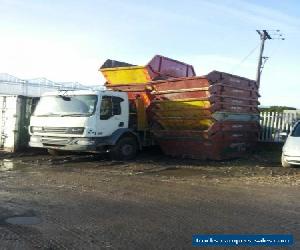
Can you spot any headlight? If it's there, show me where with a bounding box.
[31,126,43,133]
[30,136,41,142]
[67,127,85,134]
[76,139,95,145]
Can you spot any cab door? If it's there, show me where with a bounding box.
[97,95,126,137]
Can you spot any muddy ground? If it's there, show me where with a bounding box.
[0,144,299,249]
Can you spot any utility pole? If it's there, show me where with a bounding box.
[256,29,284,88]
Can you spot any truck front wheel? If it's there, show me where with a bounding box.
[48,149,64,156]
[110,136,138,160]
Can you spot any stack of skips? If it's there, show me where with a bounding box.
[149,71,260,160]
[100,55,260,160]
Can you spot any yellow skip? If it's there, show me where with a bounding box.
[153,100,211,109]
[157,118,214,130]
[100,66,151,85]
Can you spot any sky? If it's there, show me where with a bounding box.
[0,0,300,107]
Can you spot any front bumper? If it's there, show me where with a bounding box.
[29,136,100,152]
[283,154,300,165]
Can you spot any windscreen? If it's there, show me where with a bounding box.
[33,95,97,117]
[291,122,300,137]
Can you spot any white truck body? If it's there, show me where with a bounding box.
[29,90,141,159]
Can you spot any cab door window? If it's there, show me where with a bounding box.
[100,96,123,120]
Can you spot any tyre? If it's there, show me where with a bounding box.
[48,149,64,156]
[110,136,138,160]
[281,153,292,168]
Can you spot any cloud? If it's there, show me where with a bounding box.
[181,54,257,79]
[200,0,300,33]
[0,33,105,84]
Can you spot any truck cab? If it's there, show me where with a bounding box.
[29,90,140,160]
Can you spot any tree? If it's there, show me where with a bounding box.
[259,106,296,112]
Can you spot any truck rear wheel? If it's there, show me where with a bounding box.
[110,136,137,160]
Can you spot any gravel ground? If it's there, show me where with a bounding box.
[0,144,299,249]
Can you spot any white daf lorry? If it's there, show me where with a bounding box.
[29,90,151,160]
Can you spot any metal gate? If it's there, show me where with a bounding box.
[260,111,299,142]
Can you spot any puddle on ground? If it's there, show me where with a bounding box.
[5,216,41,225]
[0,159,14,171]
[0,159,30,172]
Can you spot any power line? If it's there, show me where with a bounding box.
[230,43,260,73]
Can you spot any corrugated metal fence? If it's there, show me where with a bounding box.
[260,111,299,142]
